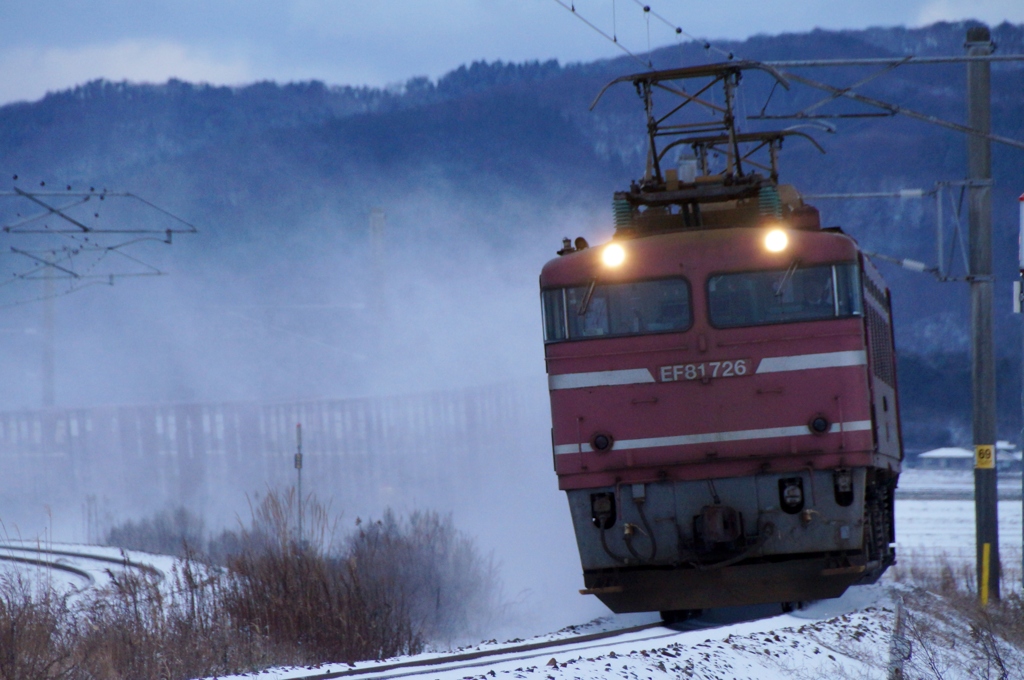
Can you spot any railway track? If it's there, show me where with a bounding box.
[0,544,783,680]
[297,621,673,680]
[295,607,780,680]
[0,550,96,588]
[0,543,164,591]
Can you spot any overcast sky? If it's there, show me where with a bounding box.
[1,0,1021,105]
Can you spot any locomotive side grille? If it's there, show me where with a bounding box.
[866,304,896,387]
[862,266,896,388]
[864,277,886,306]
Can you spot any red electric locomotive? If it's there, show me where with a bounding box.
[540,63,900,617]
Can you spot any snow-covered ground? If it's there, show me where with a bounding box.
[209,585,895,679]
[209,493,1024,679]
[0,541,180,597]
[895,498,1023,584]
[213,582,1024,679]
[898,467,1023,500]
[5,484,1022,679]
[895,468,1024,587]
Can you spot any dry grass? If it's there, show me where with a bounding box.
[1,489,504,679]
[887,548,1024,678]
[0,571,78,679]
[74,549,271,679]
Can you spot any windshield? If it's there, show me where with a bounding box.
[707,263,862,328]
[542,278,692,342]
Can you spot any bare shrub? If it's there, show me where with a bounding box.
[888,549,1024,678]
[205,527,244,566]
[222,488,425,664]
[888,548,977,595]
[216,488,506,658]
[1,490,505,677]
[347,510,505,645]
[103,507,205,557]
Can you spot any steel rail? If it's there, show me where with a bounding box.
[0,544,165,581]
[0,552,95,588]
[301,621,672,680]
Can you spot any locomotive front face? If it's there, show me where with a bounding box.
[540,227,901,613]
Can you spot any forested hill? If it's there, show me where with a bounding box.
[1,20,1023,449]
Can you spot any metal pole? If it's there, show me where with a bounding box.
[967,25,999,603]
[887,596,910,679]
[1019,192,1024,589]
[802,190,926,199]
[765,55,1024,68]
[295,422,303,546]
[369,208,387,317]
[937,187,945,279]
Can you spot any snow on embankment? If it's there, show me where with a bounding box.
[282,584,1024,678]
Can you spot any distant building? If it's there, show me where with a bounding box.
[915,441,1022,472]
[917,447,973,469]
[997,440,1023,472]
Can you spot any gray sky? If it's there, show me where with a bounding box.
[1,0,1021,104]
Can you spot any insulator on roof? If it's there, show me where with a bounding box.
[613,198,634,228]
[758,186,782,219]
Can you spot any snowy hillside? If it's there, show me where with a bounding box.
[6,491,1020,679]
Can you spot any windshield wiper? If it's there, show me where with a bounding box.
[773,261,799,297]
[577,278,598,316]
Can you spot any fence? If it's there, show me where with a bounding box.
[0,381,542,537]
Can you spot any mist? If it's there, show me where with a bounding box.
[2,20,1024,639]
[0,170,617,636]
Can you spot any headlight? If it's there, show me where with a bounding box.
[602,243,626,267]
[764,229,788,252]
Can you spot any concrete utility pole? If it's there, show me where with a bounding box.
[1019,192,1024,594]
[967,25,999,604]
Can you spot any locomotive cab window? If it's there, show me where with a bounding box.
[708,263,862,328]
[542,278,691,342]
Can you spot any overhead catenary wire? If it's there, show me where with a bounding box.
[626,0,734,61]
[552,0,745,73]
[0,242,164,289]
[0,277,139,310]
[553,0,735,69]
[552,0,745,118]
[0,186,197,233]
[611,0,617,43]
[551,0,651,70]
[0,181,194,307]
[553,1,1024,151]
[642,2,651,64]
